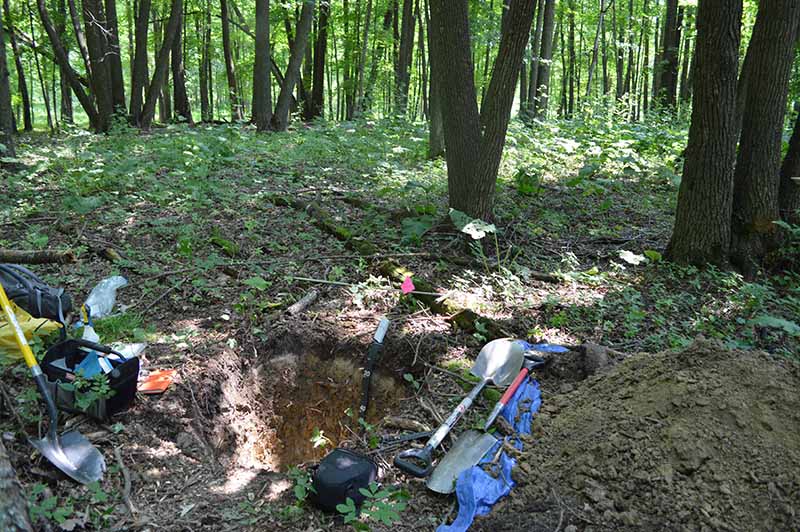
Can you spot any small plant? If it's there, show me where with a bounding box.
[403,372,420,390]
[287,466,315,504]
[58,372,116,411]
[336,482,408,531]
[310,428,332,449]
[358,418,380,449]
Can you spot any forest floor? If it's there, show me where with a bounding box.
[1,117,799,531]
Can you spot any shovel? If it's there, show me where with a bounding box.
[394,339,524,478]
[0,283,105,484]
[426,430,497,494]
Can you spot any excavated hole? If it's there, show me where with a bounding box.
[257,351,405,468]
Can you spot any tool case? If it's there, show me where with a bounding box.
[41,338,139,421]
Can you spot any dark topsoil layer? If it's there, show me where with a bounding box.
[473,338,800,532]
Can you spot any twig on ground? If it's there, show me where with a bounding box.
[0,248,76,264]
[286,289,319,315]
[114,447,138,518]
[420,361,474,384]
[0,380,25,431]
[139,276,190,313]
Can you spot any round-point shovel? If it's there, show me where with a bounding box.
[394,339,524,478]
[0,283,105,484]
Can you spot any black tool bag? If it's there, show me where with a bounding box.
[0,264,73,323]
[310,448,378,513]
[41,338,139,421]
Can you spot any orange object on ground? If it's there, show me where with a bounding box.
[137,369,177,394]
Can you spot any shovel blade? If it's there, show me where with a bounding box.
[30,430,106,484]
[471,339,525,387]
[426,430,497,494]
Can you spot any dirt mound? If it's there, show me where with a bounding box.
[479,338,800,531]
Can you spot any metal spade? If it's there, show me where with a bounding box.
[426,430,498,494]
[0,283,105,484]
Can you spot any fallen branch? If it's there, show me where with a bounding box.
[286,289,318,315]
[113,447,137,519]
[0,249,76,265]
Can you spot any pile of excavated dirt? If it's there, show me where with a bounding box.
[476,338,800,532]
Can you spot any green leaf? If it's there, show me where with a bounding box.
[644,250,662,262]
[243,276,271,291]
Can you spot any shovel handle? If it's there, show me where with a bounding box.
[499,367,530,406]
[394,445,434,477]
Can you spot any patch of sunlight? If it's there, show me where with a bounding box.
[211,468,260,495]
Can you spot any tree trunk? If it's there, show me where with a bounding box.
[171,0,191,122]
[3,0,32,131]
[129,0,150,124]
[585,0,605,98]
[567,0,575,116]
[425,0,442,158]
[37,0,100,130]
[731,0,800,274]
[657,0,679,108]
[309,0,328,119]
[623,0,633,95]
[394,0,414,114]
[252,0,271,130]
[364,5,392,110]
[140,0,182,129]
[779,110,800,224]
[28,1,53,131]
[666,0,741,266]
[612,0,623,98]
[641,0,650,115]
[0,439,31,531]
[56,0,72,123]
[82,0,114,131]
[220,0,241,120]
[355,0,373,113]
[105,0,126,112]
[0,11,16,157]
[534,0,555,118]
[678,11,692,107]
[67,0,92,78]
[523,0,544,118]
[271,0,314,131]
[429,0,535,221]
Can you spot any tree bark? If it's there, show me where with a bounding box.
[309,0,328,119]
[678,11,692,107]
[140,0,181,130]
[355,0,373,113]
[0,11,16,157]
[37,0,101,130]
[3,0,32,131]
[657,0,679,108]
[666,0,742,266]
[534,0,555,118]
[67,0,91,78]
[730,0,800,275]
[585,0,605,98]
[0,439,32,532]
[429,0,535,221]
[271,0,315,131]
[612,0,623,99]
[780,110,800,224]
[220,0,241,120]
[105,0,126,112]
[567,0,575,115]
[424,0,442,158]
[394,0,414,114]
[56,0,72,123]
[129,0,150,124]
[171,0,191,122]
[82,0,114,131]
[523,0,544,118]
[252,0,271,130]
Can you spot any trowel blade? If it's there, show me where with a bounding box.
[426,430,497,494]
[30,430,106,484]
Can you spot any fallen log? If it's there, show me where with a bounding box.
[0,249,76,265]
[0,439,33,532]
[267,194,511,338]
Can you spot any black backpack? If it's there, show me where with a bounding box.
[0,264,73,323]
[309,448,378,513]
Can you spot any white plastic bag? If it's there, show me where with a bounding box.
[85,276,128,318]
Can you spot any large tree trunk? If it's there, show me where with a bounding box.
[140,0,182,129]
[3,0,32,131]
[0,11,16,157]
[533,0,555,118]
[780,110,800,224]
[0,439,31,531]
[67,0,92,78]
[394,0,414,114]
[220,0,241,120]
[252,0,271,130]
[309,0,328,119]
[429,0,535,221]
[271,0,315,131]
[666,0,741,266]
[171,1,191,122]
[730,0,800,275]
[105,0,126,112]
[657,0,680,108]
[82,0,114,131]
[129,0,150,124]
[37,0,101,130]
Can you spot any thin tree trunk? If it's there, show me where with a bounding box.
[0,11,16,157]
[220,0,241,120]
[425,0,442,157]
[612,0,623,98]
[82,0,114,131]
[567,0,575,116]
[601,5,609,96]
[310,0,328,119]
[171,0,191,122]
[3,0,31,131]
[666,0,742,266]
[354,0,373,113]
[534,0,555,117]
[678,15,692,108]
[67,0,92,78]
[105,0,126,111]
[140,0,182,129]
[271,0,315,131]
[252,0,271,130]
[205,0,213,119]
[129,0,151,124]
[585,0,605,99]
[523,0,544,118]
[394,0,414,114]
[780,110,800,224]
[641,0,650,115]
[657,0,680,108]
[417,0,427,118]
[731,0,800,275]
[623,0,633,95]
[27,0,53,131]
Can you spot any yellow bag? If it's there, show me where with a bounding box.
[0,302,62,362]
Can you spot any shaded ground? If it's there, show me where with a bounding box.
[1,119,799,530]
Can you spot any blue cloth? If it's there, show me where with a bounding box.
[437,378,542,532]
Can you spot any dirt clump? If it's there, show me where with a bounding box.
[481,338,800,531]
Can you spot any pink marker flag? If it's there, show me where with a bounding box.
[401,276,415,295]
